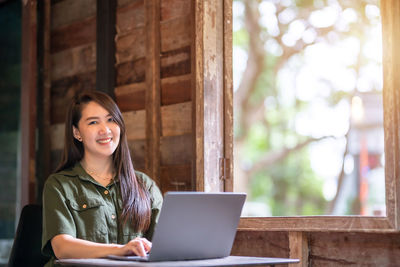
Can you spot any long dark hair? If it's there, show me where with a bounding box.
[56,91,151,232]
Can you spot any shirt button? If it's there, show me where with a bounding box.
[111,214,116,220]
[104,190,109,195]
[82,204,87,209]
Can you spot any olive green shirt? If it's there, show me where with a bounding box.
[41,163,163,266]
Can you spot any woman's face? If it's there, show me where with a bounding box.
[73,101,121,160]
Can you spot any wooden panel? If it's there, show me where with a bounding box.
[116,58,146,86]
[161,102,191,137]
[145,0,162,186]
[116,0,144,36]
[51,71,96,124]
[309,232,400,266]
[115,82,146,111]
[51,16,96,53]
[289,232,308,267]
[50,123,65,151]
[160,0,190,21]
[160,164,192,192]
[160,15,191,52]
[21,0,38,206]
[51,0,96,30]
[161,74,191,105]
[160,134,192,165]
[115,27,145,65]
[128,139,146,172]
[231,231,289,258]
[124,109,146,140]
[51,43,96,81]
[160,46,191,79]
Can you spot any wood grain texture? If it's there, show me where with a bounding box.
[51,16,96,53]
[231,231,289,258]
[115,27,145,65]
[160,15,191,52]
[115,82,146,111]
[51,72,96,124]
[51,43,96,81]
[51,0,96,30]
[50,123,65,151]
[145,0,162,187]
[160,46,191,79]
[116,57,146,86]
[128,139,146,172]
[160,164,192,192]
[161,102,192,137]
[309,232,400,266]
[160,134,192,165]
[124,109,146,140]
[289,232,308,267]
[160,0,190,21]
[161,74,192,106]
[116,0,144,36]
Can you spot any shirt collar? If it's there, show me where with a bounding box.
[73,162,118,187]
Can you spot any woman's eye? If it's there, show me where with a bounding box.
[108,117,115,122]
[88,121,97,125]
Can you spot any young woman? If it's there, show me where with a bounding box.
[41,91,163,266]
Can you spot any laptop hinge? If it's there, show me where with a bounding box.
[219,158,231,181]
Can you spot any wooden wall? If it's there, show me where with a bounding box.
[48,0,193,193]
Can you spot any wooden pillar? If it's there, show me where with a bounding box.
[145,0,161,185]
[193,0,227,192]
[97,0,116,97]
[289,232,309,267]
[20,0,37,209]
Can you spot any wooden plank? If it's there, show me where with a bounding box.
[51,43,96,81]
[381,0,400,230]
[160,46,191,79]
[124,110,146,140]
[96,0,116,97]
[115,27,145,65]
[145,0,161,185]
[50,123,65,151]
[51,71,96,124]
[160,14,191,52]
[231,231,289,258]
[160,134,192,165]
[51,16,96,53]
[223,0,233,191]
[309,232,400,266]
[128,139,146,173]
[116,0,144,36]
[289,232,308,267]
[160,164,192,193]
[116,57,146,86]
[21,0,37,207]
[161,102,192,137]
[161,0,190,21]
[115,82,146,111]
[51,0,96,30]
[161,74,191,106]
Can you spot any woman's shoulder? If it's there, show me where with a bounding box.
[45,165,80,185]
[134,170,156,187]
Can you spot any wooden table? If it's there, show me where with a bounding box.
[55,256,299,266]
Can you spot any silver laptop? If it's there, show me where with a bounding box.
[108,192,246,262]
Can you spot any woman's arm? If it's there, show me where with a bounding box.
[51,234,151,259]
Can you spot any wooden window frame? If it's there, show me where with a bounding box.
[236,0,400,232]
[196,0,400,232]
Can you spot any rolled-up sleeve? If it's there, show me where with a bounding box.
[42,175,76,257]
[143,177,163,240]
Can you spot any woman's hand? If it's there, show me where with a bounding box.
[120,237,152,257]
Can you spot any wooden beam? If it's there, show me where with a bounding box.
[20,0,37,209]
[96,0,116,97]
[145,0,161,186]
[289,232,309,267]
[193,0,225,192]
[36,0,52,202]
